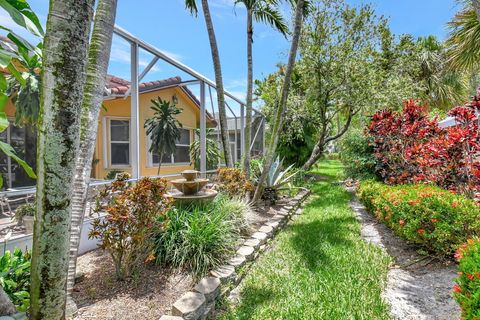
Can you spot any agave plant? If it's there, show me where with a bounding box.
[252,157,297,204]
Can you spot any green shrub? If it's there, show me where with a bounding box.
[0,248,31,312]
[14,203,35,223]
[454,238,480,320]
[340,129,377,180]
[155,194,248,277]
[357,181,480,256]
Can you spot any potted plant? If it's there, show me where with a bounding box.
[14,203,35,234]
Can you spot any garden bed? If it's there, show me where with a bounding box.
[72,193,304,320]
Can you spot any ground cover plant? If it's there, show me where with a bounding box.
[218,161,391,319]
[155,193,249,277]
[358,180,480,257]
[454,238,480,319]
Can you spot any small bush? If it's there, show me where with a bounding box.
[339,129,377,180]
[0,248,31,312]
[14,203,35,223]
[216,168,253,198]
[89,174,171,280]
[358,181,480,256]
[155,194,248,277]
[454,238,480,319]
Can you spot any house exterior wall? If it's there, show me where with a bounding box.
[94,86,200,179]
[4,85,204,185]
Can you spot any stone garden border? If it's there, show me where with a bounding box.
[160,188,311,320]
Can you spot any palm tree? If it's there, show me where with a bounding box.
[446,1,480,71]
[417,35,468,109]
[145,97,183,174]
[29,0,96,318]
[185,0,233,167]
[252,0,306,203]
[235,0,288,179]
[65,0,118,317]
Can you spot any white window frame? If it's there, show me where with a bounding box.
[147,127,192,167]
[106,117,131,168]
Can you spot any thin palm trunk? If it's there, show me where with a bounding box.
[29,1,94,318]
[252,0,305,203]
[65,0,117,317]
[157,152,163,175]
[200,0,233,167]
[243,10,254,178]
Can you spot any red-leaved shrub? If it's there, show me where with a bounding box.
[454,238,480,319]
[368,97,480,199]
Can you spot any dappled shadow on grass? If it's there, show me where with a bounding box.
[289,215,357,272]
[219,287,275,320]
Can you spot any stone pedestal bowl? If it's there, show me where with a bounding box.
[171,178,209,195]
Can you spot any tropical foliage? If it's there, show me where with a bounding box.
[189,128,220,170]
[252,156,296,203]
[216,167,253,198]
[0,248,31,312]
[144,97,183,174]
[89,174,171,280]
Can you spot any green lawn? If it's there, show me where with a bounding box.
[219,160,392,320]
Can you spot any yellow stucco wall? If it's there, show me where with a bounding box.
[94,87,201,179]
[4,86,205,180]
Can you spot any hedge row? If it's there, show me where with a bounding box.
[357,181,480,256]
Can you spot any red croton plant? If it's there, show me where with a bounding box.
[368,96,480,200]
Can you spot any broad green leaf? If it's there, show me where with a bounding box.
[0,73,6,91]
[0,112,9,132]
[0,49,15,69]
[0,0,44,37]
[0,141,36,179]
[0,94,7,112]
[7,62,25,86]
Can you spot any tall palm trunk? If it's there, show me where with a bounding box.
[65,0,117,317]
[252,0,305,203]
[200,0,233,167]
[243,9,254,178]
[29,1,94,319]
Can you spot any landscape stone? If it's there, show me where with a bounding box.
[237,246,255,260]
[194,277,221,303]
[229,254,246,267]
[251,231,268,244]
[210,265,236,283]
[244,237,261,249]
[159,316,183,320]
[259,225,273,236]
[172,291,206,320]
[265,220,280,229]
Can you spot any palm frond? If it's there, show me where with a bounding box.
[446,6,480,71]
[254,2,289,36]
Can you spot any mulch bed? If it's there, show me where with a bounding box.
[72,195,295,319]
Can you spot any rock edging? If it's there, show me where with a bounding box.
[160,188,311,320]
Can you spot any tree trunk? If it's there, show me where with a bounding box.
[243,10,253,178]
[29,1,94,319]
[200,0,233,167]
[252,0,305,203]
[65,0,117,317]
[302,141,324,171]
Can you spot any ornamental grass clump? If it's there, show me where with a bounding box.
[454,238,480,320]
[358,180,480,256]
[155,193,249,277]
[89,174,171,280]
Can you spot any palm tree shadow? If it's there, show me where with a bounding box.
[220,286,275,320]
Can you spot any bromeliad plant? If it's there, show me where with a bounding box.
[89,174,171,280]
[454,238,480,320]
[252,157,297,204]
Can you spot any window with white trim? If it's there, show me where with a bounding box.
[150,128,191,164]
[109,119,130,166]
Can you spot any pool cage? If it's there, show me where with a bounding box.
[113,25,265,178]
